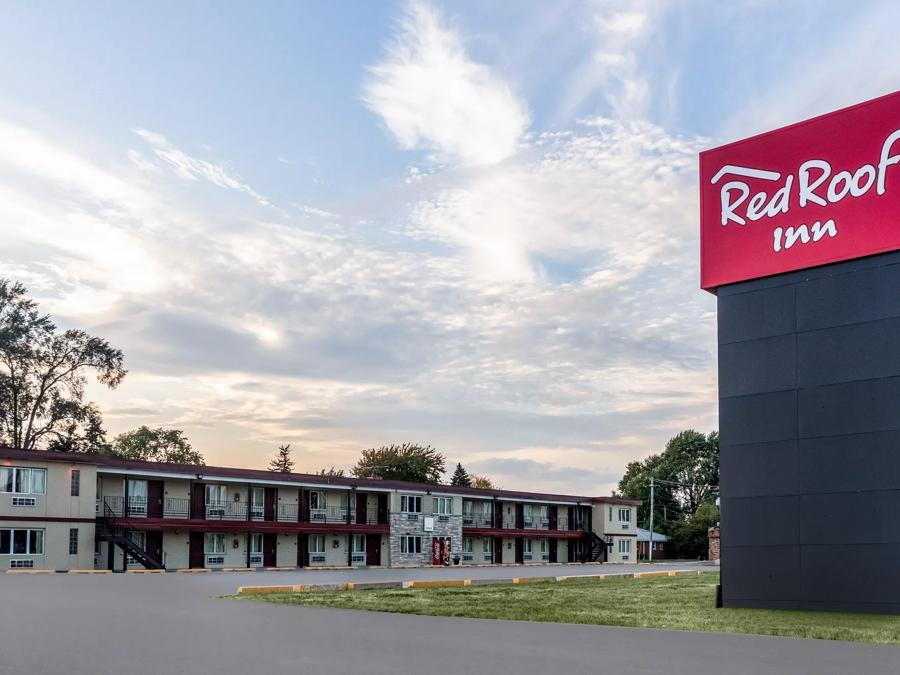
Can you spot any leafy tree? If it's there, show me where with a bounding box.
[351,443,445,484]
[110,426,204,465]
[616,453,682,531]
[269,443,294,473]
[616,429,718,533]
[316,466,344,477]
[664,430,719,515]
[0,279,126,451]
[668,502,719,559]
[450,462,471,487]
[471,475,495,489]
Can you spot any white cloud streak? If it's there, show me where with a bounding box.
[134,127,272,207]
[362,1,530,167]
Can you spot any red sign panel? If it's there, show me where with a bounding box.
[700,91,900,290]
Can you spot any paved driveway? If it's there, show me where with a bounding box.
[1,564,897,675]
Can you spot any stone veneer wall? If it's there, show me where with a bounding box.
[708,526,720,562]
[389,513,463,565]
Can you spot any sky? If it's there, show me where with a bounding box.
[1,0,899,495]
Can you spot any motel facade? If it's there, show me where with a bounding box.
[0,447,639,572]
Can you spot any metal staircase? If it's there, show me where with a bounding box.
[97,500,164,570]
[584,532,607,563]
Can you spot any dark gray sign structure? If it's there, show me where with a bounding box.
[705,93,900,614]
[718,250,900,614]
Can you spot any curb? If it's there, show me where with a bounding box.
[6,569,56,574]
[125,569,166,574]
[68,569,112,575]
[234,568,713,596]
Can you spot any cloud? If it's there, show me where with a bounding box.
[134,127,272,207]
[408,117,709,282]
[557,0,662,121]
[362,1,530,167]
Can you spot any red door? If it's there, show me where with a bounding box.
[493,537,503,564]
[264,489,277,522]
[355,493,367,524]
[514,538,524,564]
[297,533,308,567]
[145,531,163,565]
[549,539,558,563]
[432,537,442,566]
[191,484,205,520]
[263,533,277,567]
[146,481,164,518]
[365,534,380,566]
[189,532,204,568]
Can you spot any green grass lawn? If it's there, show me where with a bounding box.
[232,573,900,645]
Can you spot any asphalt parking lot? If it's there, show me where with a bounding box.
[2,562,898,675]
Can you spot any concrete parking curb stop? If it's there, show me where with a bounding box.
[405,579,471,589]
[6,569,56,574]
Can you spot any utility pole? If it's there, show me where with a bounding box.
[648,477,655,563]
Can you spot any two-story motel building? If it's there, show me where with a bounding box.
[0,448,639,572]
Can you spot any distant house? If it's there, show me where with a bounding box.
[636,528,669,560]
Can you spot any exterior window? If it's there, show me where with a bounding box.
[69,528,78,555]
[204,533,226,554]
[524,539,532,554]
[351,535,366,553]
[0,467,46,495]
[249,533,263,554]
[400,536,422,554]
[400,495,422,513]
[127,480,148,514]
[70,470,80,497]
[618,539,632,554]
[0,529,44,555]
[523,504,533,524]
[309,535,325,553]
[434,497,452,515]
[251,488,265,517]
[609,506,613,521]
[482,538,491,553]
[618,508,631,523]
[483,502,493,517]
[205,484,226,505]
[309,491,326,510]
[462,501,473,516]
[540,539,548,553]
[539,505,548,522]
[462,537,473,553]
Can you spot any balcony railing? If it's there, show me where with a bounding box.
[164,497,190,518]
[462,514,494,528]
[97,496,385,525]
[99,496,149,518]
[523,518,550,530]
[277,503,298,521]
[205,501,248,520]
